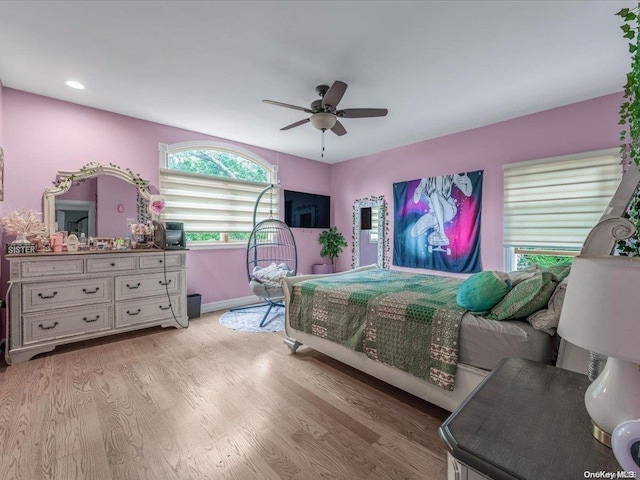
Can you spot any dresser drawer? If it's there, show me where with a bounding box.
[22,277,113,313]
[21,258,84,278]
[23,304,113,344]
[116,295,184,327]
[87,255,137,273]
[139,253,182,270]
[115,271,182,300]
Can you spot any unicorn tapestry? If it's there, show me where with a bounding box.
[393,170,483,273]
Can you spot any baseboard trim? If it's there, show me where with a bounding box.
[201,296,263,314]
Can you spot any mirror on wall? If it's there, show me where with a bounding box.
[44,163,153,236]
[352,196,389,269]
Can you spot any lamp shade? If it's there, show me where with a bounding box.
[310,113,337,130]
[558,255,640,364]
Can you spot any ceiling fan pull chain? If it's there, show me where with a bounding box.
[321,130,325,158]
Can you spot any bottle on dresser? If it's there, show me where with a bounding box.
[79,233,87,251]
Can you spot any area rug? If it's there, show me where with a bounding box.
[219,305,285,332]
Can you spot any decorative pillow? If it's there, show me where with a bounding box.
[527,277,569,335]
[507,265,539,287]
[485,271,557,321]
[251,263,292,288]
[456,271,512,312]
[541,264,571,282]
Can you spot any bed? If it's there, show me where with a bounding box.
[279,161,640,411]
[281,265,561,411]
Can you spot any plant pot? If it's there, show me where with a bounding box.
[312,264,334,274]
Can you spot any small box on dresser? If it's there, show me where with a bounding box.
[5,250,188,364]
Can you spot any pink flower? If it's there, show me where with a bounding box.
[148,196,165,216]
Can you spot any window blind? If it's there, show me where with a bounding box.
[503,149,622,249]
[370,208,380,242]
[159,169,279,233]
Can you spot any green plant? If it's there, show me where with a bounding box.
[616,6,640,255]
[618,5,640,167]
[318,226,348,266]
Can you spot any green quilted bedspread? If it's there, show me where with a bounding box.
[289,269,466,391]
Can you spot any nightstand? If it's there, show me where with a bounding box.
[439,357,621,480]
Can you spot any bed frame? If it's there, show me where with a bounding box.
[281,265,489,412]
[281,165,640,412]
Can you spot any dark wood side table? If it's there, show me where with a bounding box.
[439,357,621,480]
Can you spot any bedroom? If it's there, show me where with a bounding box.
[0,1,637,479]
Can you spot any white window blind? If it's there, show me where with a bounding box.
[370,207,380,242]
[159,168,279,234]
[503,148,622,249]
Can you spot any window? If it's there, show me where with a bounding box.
[369,206,379,243]
[503,148,623,271]
[159,142,278,245]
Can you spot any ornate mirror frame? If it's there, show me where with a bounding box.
[43,163,152,235]
[352,195,390,269]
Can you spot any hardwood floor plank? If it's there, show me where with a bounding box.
[0,311,451,479]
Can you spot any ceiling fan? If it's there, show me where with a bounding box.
[262,80,388,138]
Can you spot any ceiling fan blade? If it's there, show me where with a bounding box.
[331,120,347,136]
[263,99,312,113]
[322,81,348,108]
[337,108,388,118]
[281,118,310,131]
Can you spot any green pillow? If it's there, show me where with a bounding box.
[541,264,571,282]
[456,271,512,312]
[485,271,557,320]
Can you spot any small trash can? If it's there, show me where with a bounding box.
[187,293,202,319]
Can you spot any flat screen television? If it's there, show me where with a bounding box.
[284,190,330,229]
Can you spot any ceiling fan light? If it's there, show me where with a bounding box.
[310,112,337,130]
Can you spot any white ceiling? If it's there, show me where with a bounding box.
[0,0,635,164]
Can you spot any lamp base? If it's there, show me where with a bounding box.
[585,357,640,449]
[591,420,612,447]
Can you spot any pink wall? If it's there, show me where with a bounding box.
[331,92,624,275]
[96,175,137,237]
[2,88,331,304]
[0,77,4,147]
[57,176,97,202]
[0,87,624,309]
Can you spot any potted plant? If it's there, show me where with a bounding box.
[316,226,348,273]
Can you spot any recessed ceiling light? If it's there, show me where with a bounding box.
[65,80,85,90]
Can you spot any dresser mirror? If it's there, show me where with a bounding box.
[43,163,153,237]
[352,196,389,268]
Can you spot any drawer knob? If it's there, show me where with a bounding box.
[126,283,141,290]
[83,315,100,323]
[111,263,116,267]
[37,291,58,300]
[159,305,171,311]
[127,309,142,316]
[82,287,100,294]
[159,260,163,263]
[159,280,172,286]
[38,321,59,330]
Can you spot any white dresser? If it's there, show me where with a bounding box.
[5,250,188,364]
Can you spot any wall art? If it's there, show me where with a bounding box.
[393,170,483,273]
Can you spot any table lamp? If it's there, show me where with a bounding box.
[558,255,640,447]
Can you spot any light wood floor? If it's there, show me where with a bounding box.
[0,311,449,480]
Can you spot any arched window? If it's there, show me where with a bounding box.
[159,141,278,245]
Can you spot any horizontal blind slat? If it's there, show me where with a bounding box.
[503,152,622,249]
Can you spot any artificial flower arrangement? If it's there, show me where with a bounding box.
[0,208,47,244]
[148,195,166,216]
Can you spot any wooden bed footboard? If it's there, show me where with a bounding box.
[279,266,488,412]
